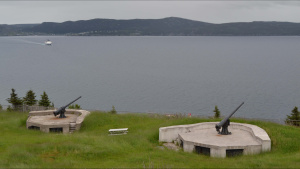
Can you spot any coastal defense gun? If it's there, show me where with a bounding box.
[53,96,82,118]
[215,102,244,135]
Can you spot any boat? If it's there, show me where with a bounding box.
[45,40,52,45]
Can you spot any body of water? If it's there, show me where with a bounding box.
[1,36,300,121]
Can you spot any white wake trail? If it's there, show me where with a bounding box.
[12,38,45,46]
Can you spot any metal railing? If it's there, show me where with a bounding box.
[0,105,54,112]
[285,120,300,126]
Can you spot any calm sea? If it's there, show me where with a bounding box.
[1,36,300,121]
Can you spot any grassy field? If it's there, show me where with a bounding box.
[0,111,299,168]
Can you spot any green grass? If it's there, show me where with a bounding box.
[0,111,299,168]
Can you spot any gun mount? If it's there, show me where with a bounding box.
[215,102,244,135]
[53,96,82,118]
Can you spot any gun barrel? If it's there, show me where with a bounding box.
[63,96,82,108]
[53,96,82,118]
[216,102,244,128]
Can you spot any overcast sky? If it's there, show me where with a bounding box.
[1,1,300,24]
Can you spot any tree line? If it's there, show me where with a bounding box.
[0,88,82,111]
[5,88,53,111]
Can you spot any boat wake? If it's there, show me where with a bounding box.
[13,38,45,46]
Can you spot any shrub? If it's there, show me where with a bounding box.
[213,105,220,118]
[7,105,13,112]
[6,88,23,110]
[286,106,300,126]
[68,104,81,109]
[109,105,117,114]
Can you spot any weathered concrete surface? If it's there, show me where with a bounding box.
[178,128,262,157]
[159,122,271,158]
[26,109,90,133]
[159,122,216,142]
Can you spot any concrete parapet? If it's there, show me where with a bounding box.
[230,123,271,152]
[159,122,216,142]
[29,110,54,116]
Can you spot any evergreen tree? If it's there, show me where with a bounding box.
[213,105,221,118]
[109,105,117,114]
[23,90,37,106]
[38,91,51,107]
[286,106,300,126]
[6,88,23,109]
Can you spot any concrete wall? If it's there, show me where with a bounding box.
[230,123,271,152]
[243,145,262,155]
[27,118,70,133]
[28,109,82,116]
[211,147,226,158]
[28,110,54,116]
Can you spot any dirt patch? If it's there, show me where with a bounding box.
[163,143,180,151]
[40,150,60,162]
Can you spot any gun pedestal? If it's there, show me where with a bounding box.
[215,102,244,135]
[53,96,81,118]
[218,119,231,135]
[58,110,66,118]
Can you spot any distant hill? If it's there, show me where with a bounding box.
[0,24,37,36]
[1,17,300,36]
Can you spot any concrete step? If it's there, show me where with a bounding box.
[69,123,77,133]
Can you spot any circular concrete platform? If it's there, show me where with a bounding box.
[159,122,271,158]
[179,128,261,148]
[26,109,90,133]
